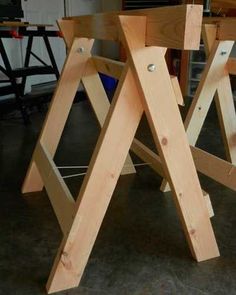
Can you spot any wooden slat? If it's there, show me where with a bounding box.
[92,56,123,80]
[202,24,236,166]
[131,139,214,217]
[227,58,236,75]
[22,38,93,194]
[170,75,184,106]
[119,15,219,262]
[92,56,184,106]
[191,146,236,191]
[203,192,214,218]
[46,64,144,294]
[82,58,136,175]
[34,142,75,234]
[133,137,236,191]
[202,24,218,54]
[185,40,234,146]
[215,70,236,166]
[62,4,203,50]
[131,139,164,176]
[57,20,76,49]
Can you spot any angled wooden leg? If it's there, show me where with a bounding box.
[90,54,213,216]
[119,15,219,262]
[46,64,143,294]
[160,38,234,192]
[82,58,136,175]
[202,25,236,164]
[22,38,94,194]
[215,76,236,163]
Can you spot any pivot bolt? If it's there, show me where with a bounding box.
[220,50,227,56]
[147,64,156,72]
[77,47,85,54]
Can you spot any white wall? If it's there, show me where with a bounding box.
[65,0,102,16]
[65,0,103,55]
[0,0,103,92]
[0,39,22,79]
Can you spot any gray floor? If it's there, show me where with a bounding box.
[0,101,235,295]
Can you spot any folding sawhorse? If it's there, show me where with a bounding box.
[22,5,220,293]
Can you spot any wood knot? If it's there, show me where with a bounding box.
[110,173,115,179]
[190,229,196,236]
[161,137,168,146]
[61,251,72,270]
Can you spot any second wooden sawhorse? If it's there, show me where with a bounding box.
[22,4,220,294]
[160,18,236,193]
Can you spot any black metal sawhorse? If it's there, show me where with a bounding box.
[0,24,61,124]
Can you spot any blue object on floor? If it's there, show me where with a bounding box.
[99,73,118,92]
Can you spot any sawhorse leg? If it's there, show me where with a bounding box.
[161,25,235,192]
[22,37,135,194]
[46,16,219,294]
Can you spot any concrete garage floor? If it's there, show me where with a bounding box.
[0,101,235,295]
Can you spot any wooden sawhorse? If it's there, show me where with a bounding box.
[22,5,220,294]
[160,18,236,193]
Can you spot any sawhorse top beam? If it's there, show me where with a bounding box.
[59,4,203,50]
[203,17,236,40]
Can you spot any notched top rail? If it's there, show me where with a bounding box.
[204,17,236,41]
[59,5,203,50]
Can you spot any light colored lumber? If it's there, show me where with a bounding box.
[133,136,236,191]
[185,40,234,145]
[61,4,203,50]
[34,142,75,234]
[131,139,214,217]
[201,24,218,54]
[170,75,184,106]
[22,38,94,194]
[131,139,163,176]
[119,15,219,262]
[57,19,76,49]
[203,191,214,218]
[191,146,236,191]
[152,28,233,192]
[215,75,236,163]
[227,58,236,75]
[82,58,136,175]
[92,56,123,80]
[92,56,184,106]
[46,64,144,294]
[203,24,236,164]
